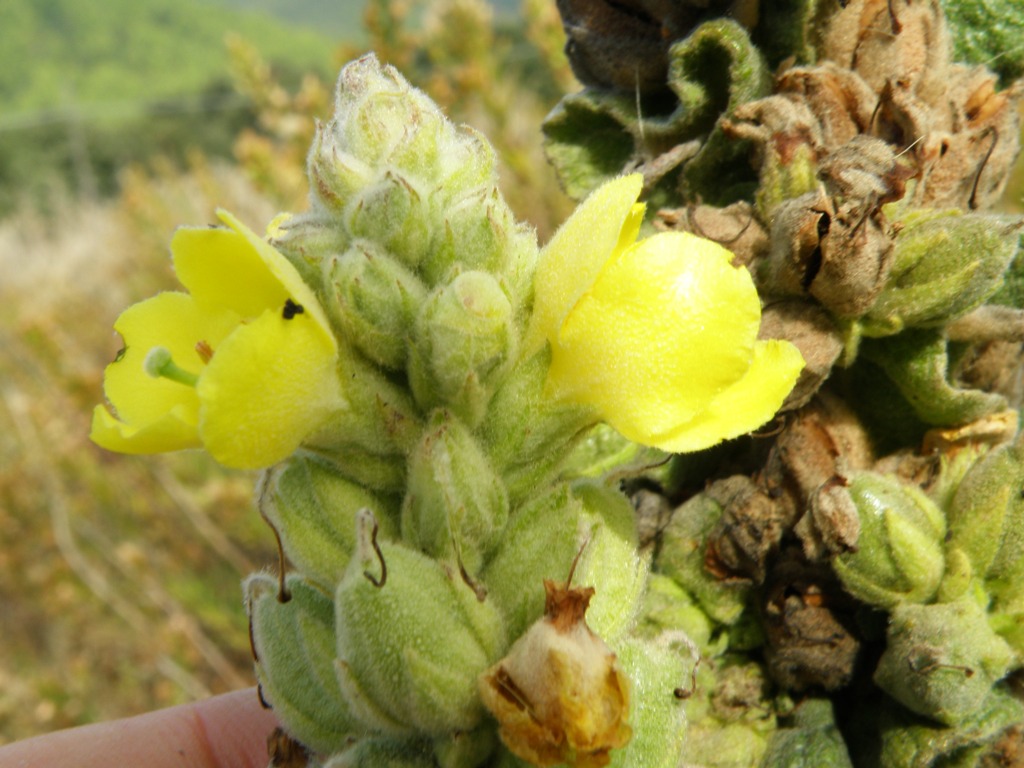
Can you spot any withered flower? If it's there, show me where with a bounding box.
[479,579,632,767]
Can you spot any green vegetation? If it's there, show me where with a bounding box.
[0,0,344,216]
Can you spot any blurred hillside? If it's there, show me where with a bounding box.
[0,0,346,216]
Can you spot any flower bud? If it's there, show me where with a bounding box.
[335,512,505,735]
[401,409,509,574]
[873,599,1014,726]
[422,187,524,286]
[876,685,1024,768]
[830,472,945,609]
[861,210,1022,336]
[259,454,399,588]
[307,122,376,214]
[325,242,428,370]
[657,491,752,625]
[634,574,716,654]
[482,481,647,643]
[478,580,632,768]
[479,347,596,501]
[945,433,1024,653]
[246,573,362,754]
[344,172,436,270]
[408,271,517,427]
[312,348,423,493]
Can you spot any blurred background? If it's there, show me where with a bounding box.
[0,0,575,743]
[1,0,1023,747]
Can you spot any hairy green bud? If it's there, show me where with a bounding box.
[873,599,1014,726]
[401,409,509,574]
[335,512,506,735]
[831,472,946,608]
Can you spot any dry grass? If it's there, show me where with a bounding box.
[0,162,280,743]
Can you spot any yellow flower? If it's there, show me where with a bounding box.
[91,211,343,469]
[526,174,804,454]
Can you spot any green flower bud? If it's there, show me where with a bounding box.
[423,187,527,288]
[307,122,376,214]
[479,347,595,502]
[946,434,1024,600]
[432,728,498,768]
[408,271,517,427]
[401,409,509,574]
[760,699,853,768]
[246,573,361,754]
[873,599,1014,726]
[335,511,506,735]
[482,481,646,643]
[877,683,1024,768]
[325,242,428,370]
[657,491,752,625]
[861,210,1022,337]
[945,433,1024,653]
[344,172,435,270]
[831,472,946,609]
[259,454,399,588]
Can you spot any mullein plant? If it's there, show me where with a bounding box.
[87,1,1024,766]
[91,54,804,767]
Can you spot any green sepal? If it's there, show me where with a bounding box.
[246,573,363,754]
[322,738,436,768]
[481,481,645,643]
[859,329,1006,427]
[873,599,1014,726]
[760,699,854,768]
[607,635,693,768]
[479,347,596,502]
[259,453,399,588]
[634,574,718,656]
[324,242,428,370]
[335,516,506,735]
[861,211,1022,337]
[656,490,751,625]
[312,347,423,493]
[831,472,946,609]
[401,409,509,574]
[408,271,518,428]
[432,727,498,768]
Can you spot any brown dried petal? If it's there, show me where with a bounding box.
[655,201,768,268]
[762,552,860,691]
[818,0,950,99]
[758,299,843,410]
[705,475,788,584]
[776,63,878,149]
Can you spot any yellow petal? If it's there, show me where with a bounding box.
[548,231,762,440]
[197,306,344,469]
[524,174,644,355]
[653,339,805,453]
[90,403,201,454]
[172,211,336,351]
[102,292,237,429]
